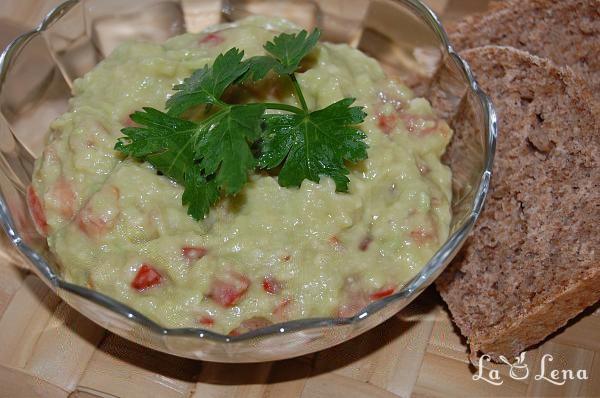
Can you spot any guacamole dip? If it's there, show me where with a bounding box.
[28,17,452,334]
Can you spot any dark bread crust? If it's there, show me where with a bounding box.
[447,0,600,101]
[436,46,600,361]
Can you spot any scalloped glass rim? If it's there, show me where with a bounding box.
[0,0,497,351]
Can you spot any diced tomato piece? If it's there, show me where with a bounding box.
[199,33,225,46]
[208,272,250,307]
[410,227,437,246]
[369,286,396,300]
[228,316,272,336]
[182,246,208,262]
[121,112,138,127]
[48,178,75,219]
[328,235,342,248]
[377,113,398,135]
[131,264,163,291]
[336,276,370,317]
[26,185,48,236]
[262,276,283,294]
[358,235,373,251]
[77,186,120,239]
[77,212,107,238]
[272,298,292,322]
[337,291,370,318]
[198,315,215,326]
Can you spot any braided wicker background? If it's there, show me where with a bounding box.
[0,1,598,397]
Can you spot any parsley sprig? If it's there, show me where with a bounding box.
[115,28,368,220]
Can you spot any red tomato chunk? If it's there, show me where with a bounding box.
[198,315,215,326]
[199,33,224,46]
[369,287,395,300]
[262,276,283,294]
[410,227,437,245]
[182,246,208,262]
[358,236,373,251]
[377,113,398,135]
[337,291,369,318]
[229,317,272,336]
[272,298,292,322]
[328,235,342,248]
[26,185,48,236]
[131,264,163,291]
[49,178,76,219]
[208,272,250,307]
[76,186,120,239]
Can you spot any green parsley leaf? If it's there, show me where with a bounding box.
[166,48,249,116]
[115,108,220,219]
[183,166,220,220]
[259,98,367,191]
[243,55,280,82]
[115,104,265,219]
[263,29,320,75]
[195,103,265,195]
[115,108,197,183]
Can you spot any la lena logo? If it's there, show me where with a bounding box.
[473,352,589,386]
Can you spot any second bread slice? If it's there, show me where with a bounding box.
[447,0,600,100]
[437,45,600,361]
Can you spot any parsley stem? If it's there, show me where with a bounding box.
[263,103,304,114]
[290,74,308,112]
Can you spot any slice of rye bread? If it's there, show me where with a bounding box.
[447,0,600,101]
[436,45,600,361]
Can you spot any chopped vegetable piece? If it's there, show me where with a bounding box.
[358,236,373,251]
[337,276,370,317]
[369,287,395,300]
[208,272,250,307]
[337,290,370,317]
[131,264,163,291]
[262,276,283,294]
[328,235,342,249]
[377,113,397,135]
[410,227,437,245]
[26,185,48,236]
[228,316,273,336]
[198,315,215,326]
[76,186,120,239]
[48,178,75,219]
[272,298,292,322]
[199,33,224,46]
[182,246,208,261]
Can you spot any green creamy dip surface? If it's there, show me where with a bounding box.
[30,17,453,334]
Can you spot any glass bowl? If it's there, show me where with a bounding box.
[0,0,496,362]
